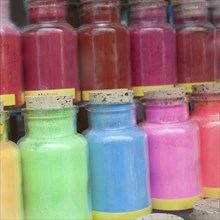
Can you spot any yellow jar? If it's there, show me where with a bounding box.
[0,111,23,219]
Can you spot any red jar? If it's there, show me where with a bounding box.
[0,0,24,107]
[172,0,216,92]
[78,0,131,101]
[23,0,80,102]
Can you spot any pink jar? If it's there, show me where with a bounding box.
[141,88,201,211]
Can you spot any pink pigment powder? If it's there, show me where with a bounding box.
[142,103,201,203]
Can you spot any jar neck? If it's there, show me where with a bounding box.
[210,8,220,25]
[0,112,9,142]
[23,108,77,138]
[145,101,189,123]
[193,94,220,116]
[173,3,208,23]
[0,0,10,21]
[81,1,120,24]
[88,104,136,130]
[129,5,167,25]
[27,0,66,24]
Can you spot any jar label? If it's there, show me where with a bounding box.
[203,188,220,199]
[82,88,129,101]
[152,195,201,211]
[133,85,175,97]
[0,94,15,106]
[177,82,216,93]
[25,88,76,99]
[92,206,151,220]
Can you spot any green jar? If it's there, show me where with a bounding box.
[18,95,91,220]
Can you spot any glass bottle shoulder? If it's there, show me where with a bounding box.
[142,119,199,136]
[0,22,20,36]
[191,114,220,129]
[18,133,87,151]
[0,140,20,159]
[78,22,129,35]
[22,22,77,35]
[84,126,146,141]
[174,21,216,33]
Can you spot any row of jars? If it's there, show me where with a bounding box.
[0,0,220,107]
[1,84,219,219]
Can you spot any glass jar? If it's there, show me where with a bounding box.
[191,83,220,199]
[0,104,23,219]
[129,0,177,97]
[0,0,24,107]
[142,88,201,211]
[78,0,131,102]
[84,90,151,219]
[23,0,80,102]
[18,95,91,219]
[172,0,216,93]
[208,0,220,82]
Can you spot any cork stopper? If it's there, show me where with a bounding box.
[192,199,220,220]
[25,95,73,110]
[89,90,133,104]
[0,101,4,112]
[144,88,186,100]
[192,83,220,94]
[136,214,184,220]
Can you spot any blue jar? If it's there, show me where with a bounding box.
[84,90,151,220]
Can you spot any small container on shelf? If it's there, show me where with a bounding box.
[189,199,220,220]
[78,0,131,102]
[0,0,24,107]
[0,101,23,219]
[18,95,92,219]
[191,83,220,199]
[129,0,177,97]
[84,90,151,219]
[172,0,216,93]
[207,0,220,82]
[136,213,184,220]
[23,0,80,102]
[141,88,201,211]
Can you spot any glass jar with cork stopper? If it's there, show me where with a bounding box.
[18,95,92,219]
[141,87,201,212]
[84,90,151,219]
[191,83,220,199]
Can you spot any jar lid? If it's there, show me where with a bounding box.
[136,214,184,220]
[144,87,186,100]
[25,95,73,110]
[89,89,133,104]
[0,101,4,112]
[192,83,220,94]
[192,199,220,220]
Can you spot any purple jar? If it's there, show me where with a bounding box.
[129,0,177,97]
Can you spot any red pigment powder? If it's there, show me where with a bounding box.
[0,0,24,107]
